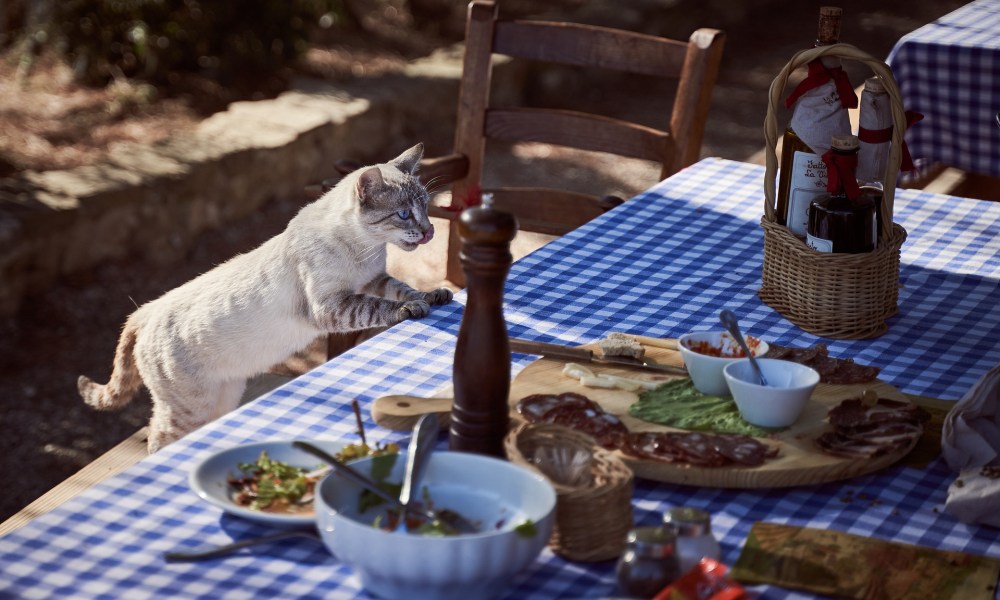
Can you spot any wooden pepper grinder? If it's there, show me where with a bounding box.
[449,194,517,457]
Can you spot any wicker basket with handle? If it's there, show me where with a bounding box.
[760,43,908,339]
[504,422,633,562]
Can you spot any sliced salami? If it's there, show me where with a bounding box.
[622,431,778,468]
[622,432,689,464]
[515,393,781,468]
[515,392,601,421]
[713,434,779,467]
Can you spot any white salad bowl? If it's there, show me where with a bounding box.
[314,450,556,600]
[724,358,820,428]
[678,330,769,396]
[190,439,344,529]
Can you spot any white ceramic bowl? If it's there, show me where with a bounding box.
[190,439,344,528]
[315,451,556,600]
[678,330,769,396]
[723,358,820,428]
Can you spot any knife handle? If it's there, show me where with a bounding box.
[509,338,593,362]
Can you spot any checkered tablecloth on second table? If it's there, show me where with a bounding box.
[1,158,998,599]
[887,0,1000,179]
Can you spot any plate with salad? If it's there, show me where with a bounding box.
[190,439,399,528]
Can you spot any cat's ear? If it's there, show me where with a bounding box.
[390,143,424,175]
[356,167,385,204]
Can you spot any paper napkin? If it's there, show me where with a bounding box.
[941,363,1000,527]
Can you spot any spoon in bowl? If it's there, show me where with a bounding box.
[719,309,769,386]
[292,440,478,534]
[396,413,439,533]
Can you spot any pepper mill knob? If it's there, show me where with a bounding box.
[449,194,518,457]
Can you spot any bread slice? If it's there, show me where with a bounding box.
[598,332,645,360]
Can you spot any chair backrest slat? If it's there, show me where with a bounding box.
[493,20,689,77]
[484,108,671,162]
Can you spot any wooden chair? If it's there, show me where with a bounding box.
[421,0,726,287]
[318,1,725,357]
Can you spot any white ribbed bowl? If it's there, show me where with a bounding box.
[315,451,556,600]
[678,330,769,396]
[724,358,820,428]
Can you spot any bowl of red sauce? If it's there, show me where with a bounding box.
[678,331,769,396]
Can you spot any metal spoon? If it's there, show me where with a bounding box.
[397,413,439,533]
[292,440,478,534]
[163,530,321,563]
[719,309,769,386]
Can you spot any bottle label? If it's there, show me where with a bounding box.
[786,150,828,237]
[806,233,834,253]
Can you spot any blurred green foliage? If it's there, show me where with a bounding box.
[48,0,347,86]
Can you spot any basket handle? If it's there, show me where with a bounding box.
[763,43,907,243]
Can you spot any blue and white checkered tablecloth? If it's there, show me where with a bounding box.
[2,158,998,599]
[886,0,1000,179]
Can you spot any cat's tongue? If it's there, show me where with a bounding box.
[418,225,435,245]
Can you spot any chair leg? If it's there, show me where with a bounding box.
[326,331,362,360]
[445,219,466,289]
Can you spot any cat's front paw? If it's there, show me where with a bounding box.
[398,300,431,320]
[424,287,454,306]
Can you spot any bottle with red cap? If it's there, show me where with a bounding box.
[806,134,878,254]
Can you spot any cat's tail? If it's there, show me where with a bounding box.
[78,315,143,411]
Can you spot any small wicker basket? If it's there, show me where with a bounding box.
[760,43,908,339]
[504,423,633,562]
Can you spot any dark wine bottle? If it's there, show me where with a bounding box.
[806,135,878,254]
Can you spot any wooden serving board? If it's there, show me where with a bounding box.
[507,340,916,488]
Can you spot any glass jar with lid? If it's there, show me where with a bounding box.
[615,526,681,598]
[662,507,721,575]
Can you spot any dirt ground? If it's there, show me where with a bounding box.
[0,0,968,523]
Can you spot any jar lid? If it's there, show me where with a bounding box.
[663,507,712,537]
[626,526,677,558]
[830,134,860,151]
[863,77,885,94]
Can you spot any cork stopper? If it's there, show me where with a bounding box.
[816,6,843,45]
[863,76,885,94]
[830,134,859,151]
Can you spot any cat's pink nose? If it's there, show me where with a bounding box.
[418,225,434,245]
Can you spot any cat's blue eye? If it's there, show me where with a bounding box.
[397,209,411,220]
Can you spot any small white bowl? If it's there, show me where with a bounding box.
[315,451,556,600]
[723,358,820,428]
[678,331,769,396]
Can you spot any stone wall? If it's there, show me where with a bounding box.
[0,47,526,317]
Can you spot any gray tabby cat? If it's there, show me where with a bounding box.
[79,143,452,452]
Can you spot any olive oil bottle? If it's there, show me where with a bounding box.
[776,6,853,237]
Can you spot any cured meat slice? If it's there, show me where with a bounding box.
[541,403,628,449]
[515,392,600,421]
[622,432,690,464]
[827,398,930,429]
[622,431,778,468]
[670,432,730,467]
[817,397,928,458]
[815,431,896,458]
[764,343,880,384]
[713,434,780,467]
